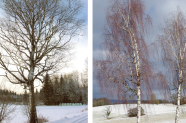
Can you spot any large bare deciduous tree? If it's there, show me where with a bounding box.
[0,0,84,123]
[94,0,168,122]
[158,7,186,123]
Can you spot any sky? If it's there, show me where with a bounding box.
[0,0,88,93]
[59,0,88,74]
[93,0,186,99]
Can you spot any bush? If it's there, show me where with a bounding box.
[104,106,112,119]
[37,114,49,123]
[81,108,88,112]
[128,107,144,117]
[0,101,16,123]
[24,114,49,123]
[155,100,159,105]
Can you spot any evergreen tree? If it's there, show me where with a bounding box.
[34,89,39,105]
[68,79,76,103]
[79,89,83,104]
[53,76,60,105]
[41,73,54,105]
[39,72,88,105]
[59,75,65,103]
[63,75,70,103]
[23,89,29,105]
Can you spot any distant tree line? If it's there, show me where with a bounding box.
[40,71,88,105]
[93,98,111,107]
[0,89,24,102]
[1,71,88,106]
[93,95,186,107]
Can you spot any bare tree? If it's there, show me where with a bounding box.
[0,82,16,123]
[94,0,167,122]
[82,58,88,104]
[0,0,84,123]
[0,98,16,123]
[81,58,88,88]
[158,7,186,123]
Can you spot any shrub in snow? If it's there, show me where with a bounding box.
[0,102,16,123]
[104,106,112,119]
[128,107,144,117]
[25,114,49,123]
[37,114,49,123]
[81,108,88,112]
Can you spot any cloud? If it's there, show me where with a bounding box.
[93,78,101,98]
[93,0,111,51]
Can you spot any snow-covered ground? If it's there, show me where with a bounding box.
[93,104,186,123]
[5,105,88,123]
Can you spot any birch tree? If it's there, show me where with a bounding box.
[94,0,165,122]
[0,0,84,122]
[158,7,186,123]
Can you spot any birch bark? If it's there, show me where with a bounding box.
[134,33,141,123]
[137,86,141,123]
[175,72,182,123]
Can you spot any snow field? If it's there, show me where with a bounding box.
[93,104,186,123]
[6,105,88,123]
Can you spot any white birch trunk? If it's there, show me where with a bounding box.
[137,86,141,123]
[175,83,181,123]
[134,34,141,123]
[175,44,182,123]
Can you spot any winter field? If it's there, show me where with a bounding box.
[93,104,186,123]
[4,105,88,123]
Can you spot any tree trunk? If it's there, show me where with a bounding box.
[133,33,141,123]
[137,86,141,123]
[28,65,37,123]
[29,83,38,123]
[175,83,181,123]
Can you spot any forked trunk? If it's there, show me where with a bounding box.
[175,83,181,123]
[29,83,38,123]
[137,86,141,123]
